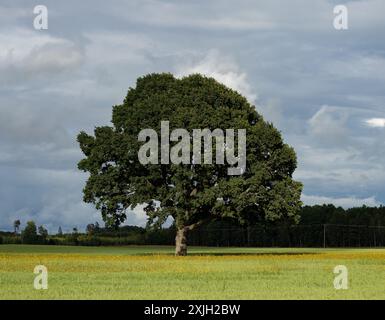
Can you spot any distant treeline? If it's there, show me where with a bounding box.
[190,204,385,247]
[300,204,385,226]
[2,204,385,247]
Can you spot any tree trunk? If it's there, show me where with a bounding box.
[175,227,188,256]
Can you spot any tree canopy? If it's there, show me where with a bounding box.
[21,221,38,244]
[78,73,302,255]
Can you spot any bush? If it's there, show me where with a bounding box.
[46,237,67,245]
[77,235,102,246]
[145,229,174,245]
[42,237,57,245]
[2,236,22,244]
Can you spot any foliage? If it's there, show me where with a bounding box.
[77,73,302,254]
[13,220,21,234]
[38,225,48,240]
[19,221,50,244]
[21,221,38,244]
[0,236,22,245]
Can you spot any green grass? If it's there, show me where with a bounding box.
[1,245,384,299]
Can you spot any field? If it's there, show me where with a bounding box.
[0,245,384,299]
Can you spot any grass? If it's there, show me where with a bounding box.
[0,245,384,299]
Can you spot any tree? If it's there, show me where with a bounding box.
[21,221,38,244]
[78,73,302,255]
[86,223,95,235]
[69,227,79,245]
[13,220,21,235]
[58,226,63,236]
[38,225,48,240]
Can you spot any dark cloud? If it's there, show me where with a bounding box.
[1,0,384,231]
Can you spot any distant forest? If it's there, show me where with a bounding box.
[2,204,385,247]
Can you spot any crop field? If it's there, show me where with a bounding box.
[0,245,384,299]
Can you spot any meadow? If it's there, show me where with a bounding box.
[0,245,384,299]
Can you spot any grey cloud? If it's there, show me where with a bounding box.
[1,0,384,231]
[0,31,85,88]
[301,194,381,209]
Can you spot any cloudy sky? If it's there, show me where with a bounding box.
[1,0,385,232]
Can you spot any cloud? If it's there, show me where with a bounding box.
[176,50,257,103]
[24,41,83,73]
[108,0,276,31]
[327,54,385,81]
[302,194,381,209]
[290,103,385,204]
[0,29,84,86]
[106,0,385,33]
[0,5,29,25]
[365,118,385,128]
[83,32,153,65]
[1,0,385,232]
[0,167,149,232]
[308,105,351,147]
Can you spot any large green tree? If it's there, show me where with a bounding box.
[78,73,302,255]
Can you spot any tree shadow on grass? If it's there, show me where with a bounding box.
[188,252,321,256]
[136,251,322,257]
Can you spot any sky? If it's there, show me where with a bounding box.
[1,0,385,233]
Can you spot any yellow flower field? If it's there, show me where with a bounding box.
[0,245,384,299]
